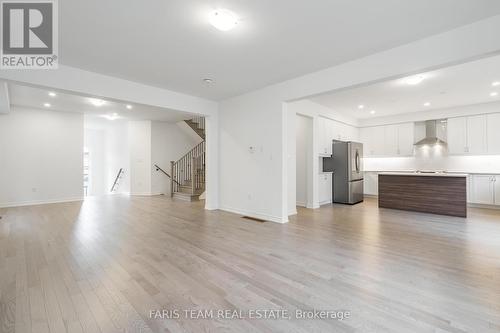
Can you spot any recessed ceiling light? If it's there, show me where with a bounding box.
[404,74,425,85]
[490,92,498,97]
[423,102,431,107]
[209,9,238,31]
[43,103,51,107]
[358,104,365,109]
[370,110,376,115]
[48,92,56,97]
[89,98,106,107]
[126,104,133,110]
[492,81,500,87]
[112,113,118,116]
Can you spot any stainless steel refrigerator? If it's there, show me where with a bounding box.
[322,141,364,204]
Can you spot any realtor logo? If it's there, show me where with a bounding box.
[1,0,58,69]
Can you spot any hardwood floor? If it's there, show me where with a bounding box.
[1,195,500,333]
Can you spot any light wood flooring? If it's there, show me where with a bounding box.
[1,195,500,333]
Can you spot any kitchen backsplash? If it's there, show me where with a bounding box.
[364,145,500,173]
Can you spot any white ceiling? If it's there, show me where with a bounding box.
[59,0,500,100]
[8,84,193,122]
[309,54,500,119]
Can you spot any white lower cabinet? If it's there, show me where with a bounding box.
[319,173,332,205]
[469,175,498,205]
[364,172,379,196]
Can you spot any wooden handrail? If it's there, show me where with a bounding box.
[155,164,181,186]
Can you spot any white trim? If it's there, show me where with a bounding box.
[219,206,289,224]
[468,203,500,210]
[130,192,164,196]
[296,201,307,207]
[307,203,320,209]
[0,197,84,209]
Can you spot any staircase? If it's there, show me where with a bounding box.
[171,117,206,201]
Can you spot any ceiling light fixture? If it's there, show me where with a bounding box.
[203,78,214,85]
[89,98,106,107]
[490,92,498,97]
[126,104,133,110]
[423,102,431,107]
[370,110,376,115]
[209,9,238,31]
[358,104,365,109]
[492,81,500,87]
[43,103,51,107]
[404,74,426,85]
[48,92,56,97]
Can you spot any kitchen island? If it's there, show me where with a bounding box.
[378,173,467,217]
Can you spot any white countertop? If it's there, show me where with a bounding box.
[379,172,468,177]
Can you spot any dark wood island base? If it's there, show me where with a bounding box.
[378,174,467,217]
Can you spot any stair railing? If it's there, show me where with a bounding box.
[191,116,205,131]
[170,141,205,197]
[110,168,124,192]
[154,164,181,185]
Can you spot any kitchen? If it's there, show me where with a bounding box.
[289,54,500,217]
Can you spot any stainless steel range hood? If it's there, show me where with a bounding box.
[414,120,447,146]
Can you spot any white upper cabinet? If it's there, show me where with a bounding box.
[447,117,467,154]
[448,115,487,155]
[487,113,500,154]
[384,125,399,156]
[317,117,329,155]
[317,117,358,156]
[360,122,414,157]
[467,115,487,155]
[360,126,385,157]
[397,122,415,156]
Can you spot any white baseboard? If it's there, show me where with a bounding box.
[0,197,84,209]
[296,201,306,207]
[129,192,164,196]
[307,203,320,209]
[219,206,288,224]
[468,203,500,210]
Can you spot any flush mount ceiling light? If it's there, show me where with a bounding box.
[358,104,365,109]
[423,102,431,107]
[126,104,133,110]
[202,78,215,85]
[370,110,376,115]
[48,92,56,97]
[209,9,238,31]
[491,92,499,97]
[43,103,51,107]
[492,81,500,87]
[404,74,426,85]
[89,98,106,107]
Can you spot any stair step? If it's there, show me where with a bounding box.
[178,185,204,194]
[173,192,201,202]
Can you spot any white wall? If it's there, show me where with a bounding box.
[128,121,152,195]
[84,128,106,195]
[151,121,202,195]
[219,15,500,222]
[84,117,130,196]
[0,65,219,211]
[295,115,313,209]
[0,107,83,207]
